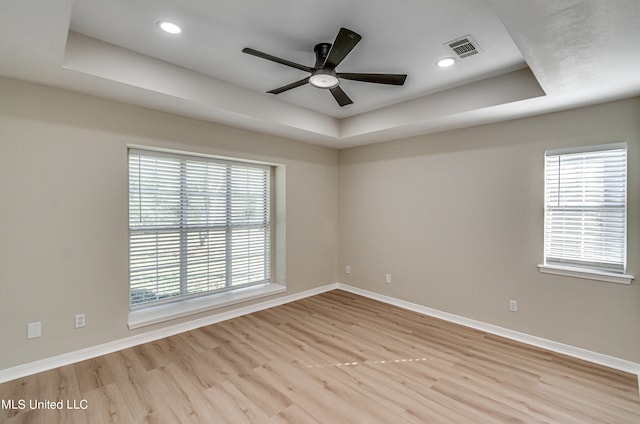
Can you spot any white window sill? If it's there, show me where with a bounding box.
[128,283,286,329]
[538,264,634,285]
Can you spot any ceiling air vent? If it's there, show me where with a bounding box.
[446,35,481,59]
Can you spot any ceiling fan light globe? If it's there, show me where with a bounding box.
[309,74,339,89]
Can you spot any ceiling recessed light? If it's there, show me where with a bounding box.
[158,21,181,34]
[436,57,456,68]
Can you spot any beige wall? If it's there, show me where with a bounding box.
[1,76,639,371]
[0,78,338,369]
[338,98,640,363]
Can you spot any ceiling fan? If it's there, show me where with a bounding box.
[242,27,407,107]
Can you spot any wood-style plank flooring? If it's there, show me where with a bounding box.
[1,290,639,423]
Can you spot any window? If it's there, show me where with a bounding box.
[128,148,272,312]
[540,143,633,284]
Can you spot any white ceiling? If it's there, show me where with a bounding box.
[1,0,639,148]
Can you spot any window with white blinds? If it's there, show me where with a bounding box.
[128,148,271,309]
[543,143,627,275]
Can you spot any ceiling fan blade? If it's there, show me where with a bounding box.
[337,73,407,85]
[242,48,313,73]
[329,86,353,107]
[267,77,310,94]
[323,28,362,70]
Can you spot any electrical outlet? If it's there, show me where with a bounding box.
[75,314,86,328]
[509,300,518,312]
[27,322,41,339]
[345,265,351,274]
[385,274,392,284]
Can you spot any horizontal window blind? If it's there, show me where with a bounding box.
[544,144,627,274]
[128,148,271,309]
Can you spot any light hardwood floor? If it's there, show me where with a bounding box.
[1,290,639,423]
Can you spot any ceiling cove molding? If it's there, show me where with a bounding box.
[63,32,341,145]
[63,32,545,149]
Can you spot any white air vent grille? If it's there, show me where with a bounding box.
[446,35,481,59]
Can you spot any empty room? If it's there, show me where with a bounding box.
[1,0,639,422]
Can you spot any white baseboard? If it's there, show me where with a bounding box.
[0,283,338,384]
[336,283,640,381]
[3,282,639,394]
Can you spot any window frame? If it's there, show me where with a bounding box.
[127,146,284,328]
[538,142,634,284]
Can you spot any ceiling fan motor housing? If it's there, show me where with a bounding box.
[313,43,332,67]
